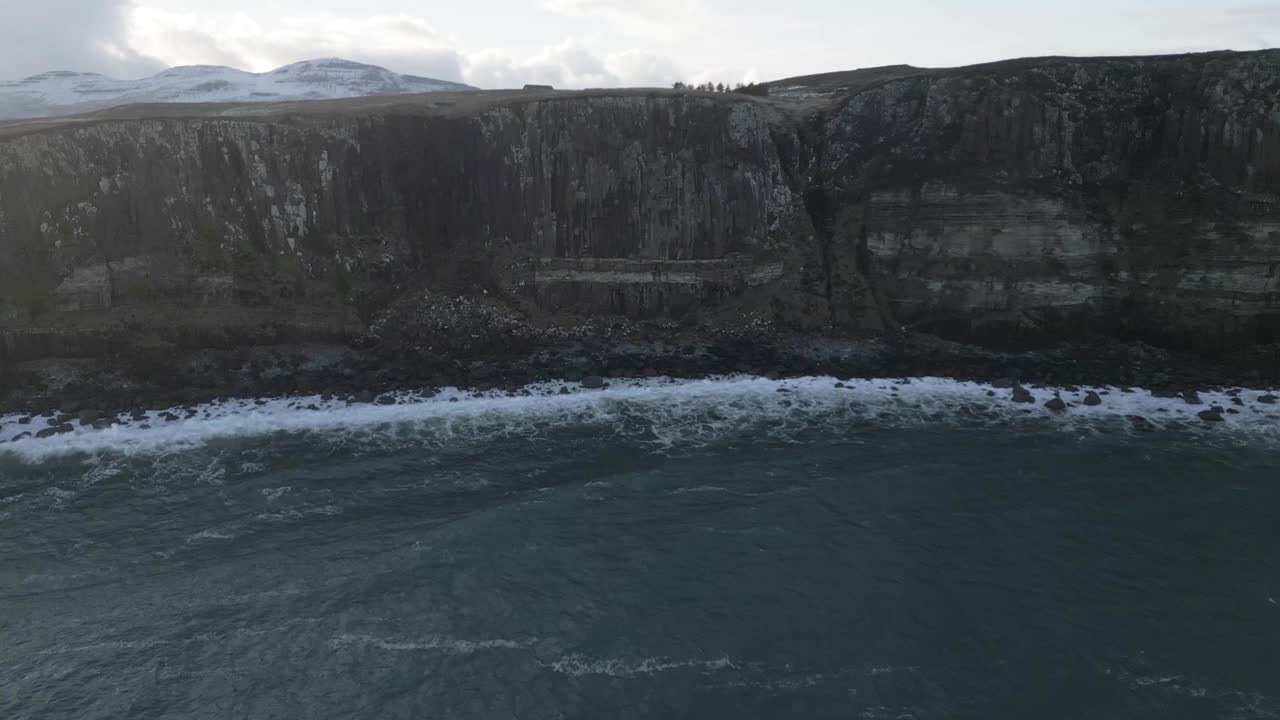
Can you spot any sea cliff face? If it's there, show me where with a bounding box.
[812,52,1280,350]
[1,51,1278,407]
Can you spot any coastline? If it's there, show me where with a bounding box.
[3,329,1278,451]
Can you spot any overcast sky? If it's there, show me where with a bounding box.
[0,0,1276,88]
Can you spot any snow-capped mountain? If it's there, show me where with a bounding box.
[0,58,475,120]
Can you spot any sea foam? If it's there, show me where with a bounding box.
[1,376,1277,461]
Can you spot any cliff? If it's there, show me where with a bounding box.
[1,50,1278,408]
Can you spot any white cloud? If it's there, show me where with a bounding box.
[0,0,163,80]
[539,0,708,39]
[124,7,686,89]
[128,10,467,82]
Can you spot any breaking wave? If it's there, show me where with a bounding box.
[1,376,1277,462]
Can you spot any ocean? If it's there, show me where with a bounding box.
[2,376,1278,719]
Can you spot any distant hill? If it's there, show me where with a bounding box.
[0,58,475,120]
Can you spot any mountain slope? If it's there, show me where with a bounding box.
[0,58,475,120]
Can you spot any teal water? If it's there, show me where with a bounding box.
[2,378,1278,719]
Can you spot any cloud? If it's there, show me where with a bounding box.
[124,7,685,89]
[128,10,467,82]
[465,43,682,88]
[466,43,618,89]
[0,0,163,80]
[540,0,708,40]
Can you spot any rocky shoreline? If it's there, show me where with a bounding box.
[3,328,1278,434]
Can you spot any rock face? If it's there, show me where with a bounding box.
[809,52,1280,350]
[0,50,1278,405]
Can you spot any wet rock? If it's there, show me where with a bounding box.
[834,382,845,388]
[77,410,101,426]
[54,413,74,424]
[1226,389,1242,396]
[17,416,31,425]
[36,427,60,439]
[91,419,114,430]
[1259,394,1278,404]
[375,395,397,405]
[1182,391,1203,405]
[1227,408,1240,415]
[581,376,605,389]
[1083,391,1102,407]
[352,390,376,404]
[1231,397,1245,406]
[1152,389,1180,399]
[160,412,179,422]
[1011,386,1035,403]
[986,390,996,397]
[1044,397,1067,412]
[11,432,32,442]
[991,378,1015,389]
[130,409,148,420]
[1197,408,1225,422]
[558,386,571,395]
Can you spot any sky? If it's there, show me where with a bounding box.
[0,0,1276,88]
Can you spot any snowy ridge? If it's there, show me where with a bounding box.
[0,58,475,120]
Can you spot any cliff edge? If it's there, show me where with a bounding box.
[1,50,1278,410]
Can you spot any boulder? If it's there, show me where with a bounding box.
[1197,408,1225,422]
[1044,397,1067,412]
[1011,386,1035,404]
[1083,391,1102,407]
[1258,394,1278,405]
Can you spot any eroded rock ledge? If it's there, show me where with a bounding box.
[1,50,1278,411]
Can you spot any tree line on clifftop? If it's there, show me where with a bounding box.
[672,81,769,97]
